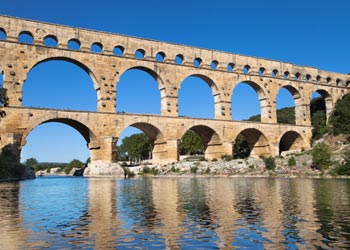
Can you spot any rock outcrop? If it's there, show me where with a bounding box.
[84,161,124,177]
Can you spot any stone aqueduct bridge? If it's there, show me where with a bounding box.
[0,15,349,163]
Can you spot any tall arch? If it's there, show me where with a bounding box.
[275,85,302,125]
[279,131,306,155]
[182,125,222,160]
[231,81,266,121]
[234,128,270,158]
[178,74,217,119]
[21,118,95,163]
[116,67,161,115]
[311,89,333,123]
[23,58,98,111]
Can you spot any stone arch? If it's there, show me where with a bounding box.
[181,125,222,160]
[232,80,267,121]
[21,116,96,149]
[119,122,166,162]
[0,27,6,40]
[275,85,302,125]
[311,89,333,123]
[27,56,100,94]
[18,30,33,44]
[178,74,218,119]
[235,128,270,158]
[43,35,58,47]
[116,66,163,114]
[279,131,306,155]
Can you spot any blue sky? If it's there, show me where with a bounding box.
[1,0,350,163]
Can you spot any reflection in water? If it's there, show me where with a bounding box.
[0,177,350,249]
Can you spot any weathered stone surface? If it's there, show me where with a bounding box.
[84,160,124,177]
[0,15,349,165]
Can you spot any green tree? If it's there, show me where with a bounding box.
[24,158,38,168]
[311,143,331,170]
[234,134,250,158]
[0,87,8,106]
[64,159,84,174]
[310,97,327,140]
[329,94,350,135]
[179,130,204,155]
[118,133,152,163]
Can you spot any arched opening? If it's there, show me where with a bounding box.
[258,67,265,76]
[113,45,124,56]
[178,75,215,119]
[231,81,263,121]
[227,63,234,72]
[18,31,33,44]
[243,65,250,74]
[310,91,329,140]
[279,131,305,155]
[272,69,278,77]
[234,128,270,159]
[91,42,103,53]
[276,86,299,124]
[135,49,145,59]
[193,58,202,67]
[210,60,218,70]
[155,52,166,62]
[117,123,164,163]
[23,59,97,111]
[0,70,4,105]
[68,39,80,50]
[43,35,58,47]
[116,67,160,114]
[21,121,91,164]
[181,125,221,160]
[175,54,183,65]
[0,28,6,40]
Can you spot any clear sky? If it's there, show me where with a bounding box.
[1,0,349,163]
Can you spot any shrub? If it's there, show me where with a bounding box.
[205,167,211,174]
[221,154,233,161]
[311,143,331,170]
[190,166,198,174]
[263,156,276,171]
[288,156,296,167]
[212,158,218,162]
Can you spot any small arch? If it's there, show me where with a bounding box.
[234,128,270,158]
[193,58,202,67]
[68,39,81,50]
[258,67,265,76]
[113,45,124,56]
[227,63,234,72]
[0,27,6,40]
[316,75,321,84]
[18,31,34,44]
[272,69,278,77]
[155,51,166,62]
[243,65,250,74]
[305,74,311,82]
[279,131,305,155]
[326,77,331,85]
[210,60,218,70]
[336,79,342,86]
[346,81,350,87]
[134,49,145,59]
[91,42,103,53]
[43,35,58,47]
[175,54,184,65]
[294,72,301,80]
[283,71,290,79]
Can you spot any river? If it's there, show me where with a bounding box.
[0,177,349,249]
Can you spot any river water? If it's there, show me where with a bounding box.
[0,177,350,249]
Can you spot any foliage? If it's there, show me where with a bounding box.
[170,166,179,173]
[0,87,8,106]
[234,134,250,159]
[332,149,350,176]
[221,154,233,161]
[329,94,350,135]
[276,107,295,124]
[311,143,331,170]
[263,156,276,171]
[122,166,135,178]
[0,147,26,179]
[179,130,204,155]
[64,159,84,174]
[205,167,211,174]
[212,158,218,162]
[190,166,198,174]
[288,156,296,167]
[25,158,39,169]
[141,166,159,176]
[118,133,152,163]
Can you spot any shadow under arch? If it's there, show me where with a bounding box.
[235,128,270,158]
[116,66,162,114]
[279,131,306,155]
[182,125,222,160]
[275,85,302,125]
[311,89,333,123]
[119,122,166,162]
[232,80,267,121]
